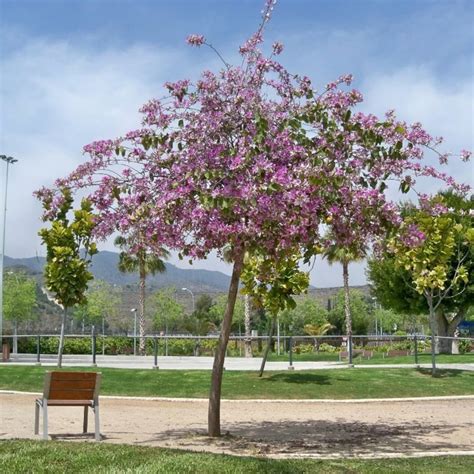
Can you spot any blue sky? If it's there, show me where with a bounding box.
[0,0,472,287]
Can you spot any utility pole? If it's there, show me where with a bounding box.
[0,155,18,347]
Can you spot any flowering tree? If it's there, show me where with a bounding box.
[36,1,470,435]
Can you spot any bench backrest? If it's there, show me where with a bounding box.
[386,350,410,357]
[43,371,101,401]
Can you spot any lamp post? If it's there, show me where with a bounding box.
[181,287,195,313]
[131,308,137,356]
[0,155,18,347]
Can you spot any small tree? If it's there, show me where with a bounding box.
[388,203,473,374]
[38,188,97,368]
[115,235,169,355]
[368,192,473,351]
[3,270,37,352]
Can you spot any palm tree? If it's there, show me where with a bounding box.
[323,243,364,365]
[114,236,169,355]
[304,322,334,352]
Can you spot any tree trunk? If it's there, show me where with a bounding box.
[436,308,466,354]
[426,294,437,375]
[342,261,353,365]
[139,266,146,355]
[13,320,18,354]
[208,249,244,437]
[258,317,276,377]
[57,307,67,368]
[244,294,252,358]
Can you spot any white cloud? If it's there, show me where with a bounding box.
[361,67,473,187]
[0,33,208,259]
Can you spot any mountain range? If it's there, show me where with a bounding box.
[4,251,232,293]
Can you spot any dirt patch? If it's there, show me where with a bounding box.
[1,394,473,457]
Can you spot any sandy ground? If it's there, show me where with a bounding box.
[1,393,473,458]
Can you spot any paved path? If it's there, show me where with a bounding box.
[1,392,473,458]
[3,354,474,372]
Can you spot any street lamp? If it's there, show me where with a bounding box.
[181,287,195,312]
[0,155,18,347]
[131,308,137,356]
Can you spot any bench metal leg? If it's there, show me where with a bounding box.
[83,406,88,433]
[94,405,101,441]
[42,401,48,440]
[34,402,40,435]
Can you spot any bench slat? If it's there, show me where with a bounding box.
[50,372,97,381]
[51,380,96,391]
[49,389,95,400]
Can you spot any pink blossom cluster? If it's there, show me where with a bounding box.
[186,34,205,46]
[35,0,471,279]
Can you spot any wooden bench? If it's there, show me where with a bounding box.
[339,350,373,361]
[34,371,102,441]
[384,350,410,358]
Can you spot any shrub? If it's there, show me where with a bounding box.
[458,338,471,354]
[318,343,337,353]
[294,343,313,354]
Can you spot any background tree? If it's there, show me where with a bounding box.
[115,235,169,355]
[74,280,120,337]
[38,188,97,368]
[323,240,365,364]
[279,296,329,335]
[3,270,37,353]
[328,289,371,336]
[207,294,245,333]
[149,287,185,334]
[323,244,365,334]
[387,197,473,373]
[189,294,214,335]
[369,192,473,353]
[370,306,426,335]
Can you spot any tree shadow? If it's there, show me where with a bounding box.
[135,418,469,456]
[260,373,334,385]
[416,368,466,378]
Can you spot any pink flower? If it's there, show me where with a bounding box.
[186,34,205,46]
[272,41,284,55]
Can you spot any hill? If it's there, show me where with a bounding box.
[4,251,231,293]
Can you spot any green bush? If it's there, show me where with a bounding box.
[458,338,472,355]
[166,338,195,355]
[294,343,313,354]
[201,339,219,356]
[318,343,337,353]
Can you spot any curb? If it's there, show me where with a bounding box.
[268,450,474,460]
[2,390,473,403]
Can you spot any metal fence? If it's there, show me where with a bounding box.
[2,333,473,368]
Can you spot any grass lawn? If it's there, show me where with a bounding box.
[1,440,473,473]
[0,365,473,399]
[268,352,340,362]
